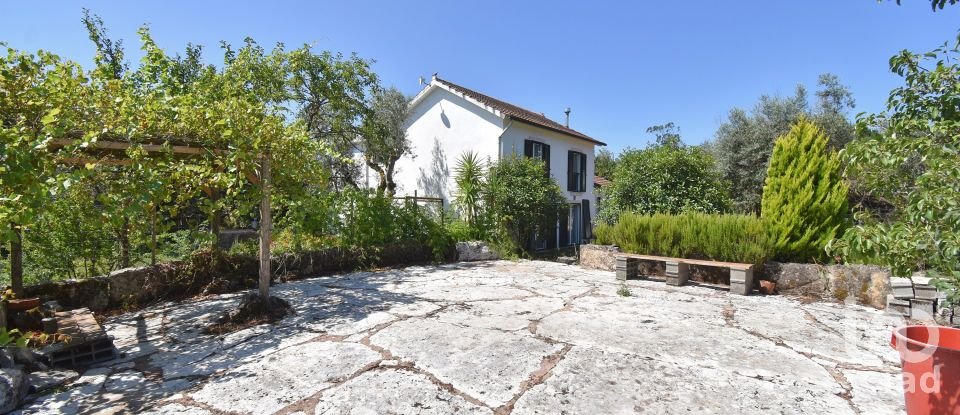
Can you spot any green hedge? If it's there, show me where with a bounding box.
[594,212,774,265]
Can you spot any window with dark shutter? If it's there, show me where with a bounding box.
[567,151,586,192]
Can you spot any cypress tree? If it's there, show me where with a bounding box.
[761,118,848,262]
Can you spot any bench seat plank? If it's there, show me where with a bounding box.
[614,253,754,270]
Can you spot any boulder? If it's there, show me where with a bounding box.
[456,241,500,262]
[0,369,29,413]
[579,244,620,271]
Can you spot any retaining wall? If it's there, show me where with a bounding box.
[24,242,448,312]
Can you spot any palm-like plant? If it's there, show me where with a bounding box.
[453,152,485,227]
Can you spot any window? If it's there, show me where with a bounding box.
[567,151,587,192]
[523,139,550,174]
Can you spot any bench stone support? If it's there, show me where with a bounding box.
[616,257,639,281]
[665,261,688,286]
[730,268,754,295]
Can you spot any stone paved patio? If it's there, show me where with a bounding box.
[17,260,907,414]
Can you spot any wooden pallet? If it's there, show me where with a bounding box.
[41,308,117,368]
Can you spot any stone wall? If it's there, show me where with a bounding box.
[764,262,891,309]
[23,242,448,313]
[577,244,895,309]
[579,244,620,271]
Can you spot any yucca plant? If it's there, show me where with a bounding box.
[453,152,486,228]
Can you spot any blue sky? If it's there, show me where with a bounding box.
[2,1,958,152]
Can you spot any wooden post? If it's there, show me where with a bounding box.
[258,154,272,301]
[9,223,23,297]
[150,202,158,266]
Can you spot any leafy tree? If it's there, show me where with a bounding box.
[594,148,617,179]
[598,128,731,224]
[0,48,87,294]
[711,74,855,213]
[361,87,412,196]
[761,118,848,262]
[828,35,960,304]
[485,155,566,254]
[452,151,486,229]
[892,0,958,10]
[646,122,682,148]
[288,48,379,191]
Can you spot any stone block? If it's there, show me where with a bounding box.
[730,268,754,295]
[615,257,638,281]
[910,299,936,321]
[913,283,938,301]
[890,277,914,299]
[665,261,688,286]
[886,295,910,317]
[580,244,620,271]
[456,241,500,262]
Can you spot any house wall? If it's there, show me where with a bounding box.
[394,87,503,203]
[499,121,597,222]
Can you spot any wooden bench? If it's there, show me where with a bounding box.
[615,253,755,295]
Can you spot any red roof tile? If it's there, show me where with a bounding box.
[435,77,606,146]
[594,176,611,187]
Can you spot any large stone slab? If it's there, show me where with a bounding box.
[191,341,380,414]
[513,347,853,414]
[369,319,561,407]
[313,369,490,414]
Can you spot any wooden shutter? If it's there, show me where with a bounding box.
[559,206,569,246]
[567,151,576,191]
[542,144,551,176]
[524,140,533,157]
[582,199,592,240]
[580,153,587,192]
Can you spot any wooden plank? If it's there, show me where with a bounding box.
[614,253,754,270]
[49,138,212,155]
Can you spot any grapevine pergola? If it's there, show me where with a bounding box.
[46,138,276,301]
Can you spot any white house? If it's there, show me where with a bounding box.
[393,75,606,249]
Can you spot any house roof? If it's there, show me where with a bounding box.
[594,176,611,187]
[426,76,606,146]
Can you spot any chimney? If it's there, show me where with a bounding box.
[564,108,571,128]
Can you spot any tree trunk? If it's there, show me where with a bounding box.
[118,217,130,268]
[9,223,23,297]
[258,155,272,302]
[384,159,398,197]
[150,203,158,266]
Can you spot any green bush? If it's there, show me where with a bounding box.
[598,141,731,224]
[594,212,774,265]
[485,155,566,255]
[761,118,848,262]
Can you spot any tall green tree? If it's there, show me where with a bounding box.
[829,35,960,304]
[598,126,730,224]
[761,118,848,262]
[361,87,412,196]
[594,148,617,179]
[711,74,855,213]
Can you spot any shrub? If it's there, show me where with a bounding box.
[485,155,566,255]
[594,212,774,265]
[598,142,731,224]
[761,118,848,262]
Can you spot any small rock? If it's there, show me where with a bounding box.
[456,241,500,262]
[0,368,30,413]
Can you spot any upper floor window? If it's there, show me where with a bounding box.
[568,151,587,192]
[524,139,550,173]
